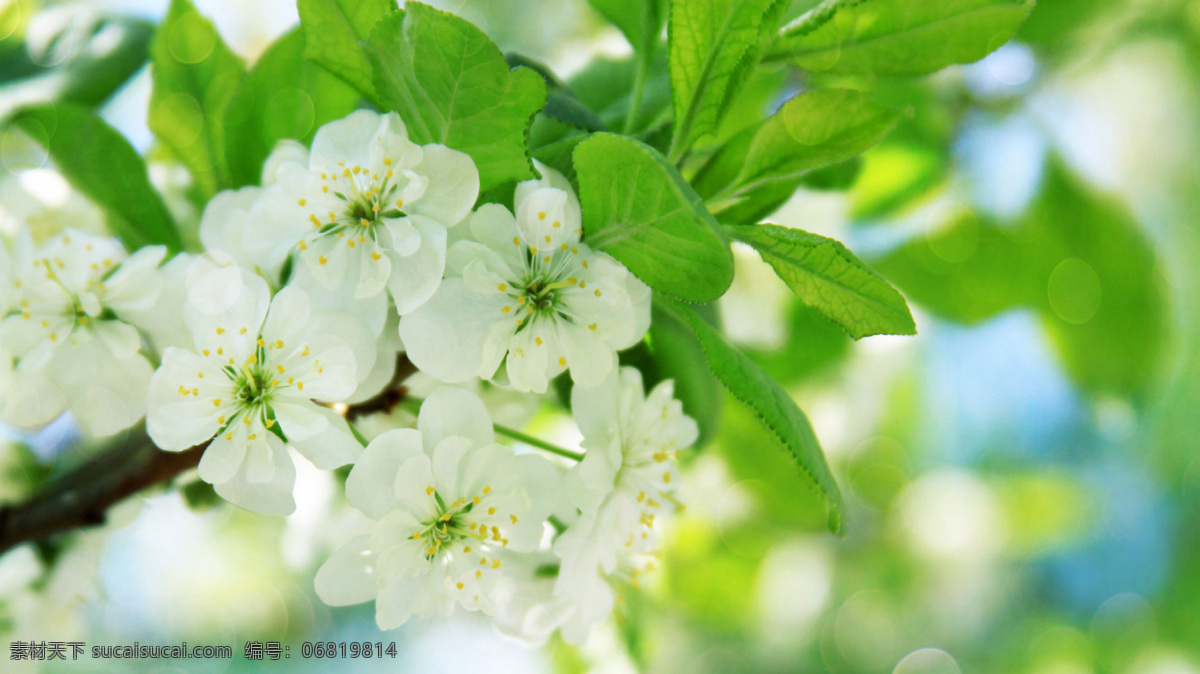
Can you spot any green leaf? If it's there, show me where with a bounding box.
[728,224,916,338]
[667,0,789,160]
[0,18,154,121]
[223,29,360,187]
[13,104,182,253]
[574,133,733,303]
[649,298,723,446]
[367,2,547,192]
[767,0,1034,77]
[693,88,899,222]
[568,54,673,134]
[657,298,846,535]
[149,0,245,198]
[532,132,588,191]
[747,302,853,384]
[588,0,668,56]
[850,142,948,220]
[873,160,1167,398]
[506,53,606,132]
[297,0,395,99]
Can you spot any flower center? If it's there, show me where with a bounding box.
[410,485,512,562]
[301,161,408,259]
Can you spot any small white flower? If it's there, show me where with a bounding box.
[0,230,163,436]
[399,165,650,394]
[252,110,479,312]
[314,387,561,630]
[146,264,360,516]
[551,367,697,635]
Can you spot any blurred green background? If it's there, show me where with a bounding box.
[3,0,1200,672]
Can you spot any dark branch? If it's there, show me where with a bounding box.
[0,354,415,556]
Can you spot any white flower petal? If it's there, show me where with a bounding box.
[262,139,310,186]
[146,347,224,450]
[384,215,447,314]
[516,187,581,250]
[213,436,297,516]
[270,399,329,442]
[311,109,383,172]
[556,319,616,389]
[287,405,361,470]
[346,428,425,519]
[408,144,479,226]
[417,386,494,455]
[505,325,550,394]
[198,426,249,485]
[314,535,377,607]
[399,279,505,383]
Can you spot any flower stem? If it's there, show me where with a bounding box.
[492,423,585,462]
[402,395,585,462]
[623,51,649,135]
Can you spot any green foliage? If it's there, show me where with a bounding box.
[505,53,607,132]
[768,0,1034,76]
[574,134,734,303]
[297,0,394,100]
[649,299,724,446]
[367,2,547,192]
[667,0,789,160]
[656,298,846,535]
[747,302,853,384]
[588,0,667,57]
[0,17,154,121]
[874,161,1167,397]
[693,88,900,223]
[223,29,360,187]
[568,54,673,134]
[728,224,916,339]
[12,104,182,253]
[149,0,245,199]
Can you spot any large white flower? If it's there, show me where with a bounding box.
[551,367,697,635]
[314,387,561,629]
[399,167,650,394]
[251,110,479,312]
[146,264,360,516]
[0,230,164,436]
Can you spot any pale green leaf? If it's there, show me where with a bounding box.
[13,104,182,253]
[297,0,395,99]
[224,29,360,187]
[668,0,789,160]
[148,0,245,198]
[694,88,899,221]
[574,133,733,303]
[649,298,723,446]
[728,224,916,338]
[767,0,1034,76]
[657,298,846,535]
[588,0,667,55]
[367,2,547,192]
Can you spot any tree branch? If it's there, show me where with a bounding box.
[0,354,416,556]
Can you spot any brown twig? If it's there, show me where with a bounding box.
[0,354,415,556]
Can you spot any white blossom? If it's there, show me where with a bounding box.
[197,153,396,403]
[399,165,650,394]
[0,230,164,436]
[145,264,360,516]
[314,387,561,629]
[251,110,479,313]
[551,367,697,637]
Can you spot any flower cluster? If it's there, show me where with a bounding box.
[0,110,695,643]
